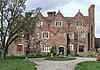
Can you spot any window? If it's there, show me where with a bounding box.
[36,33,40,38]
[41,45,50,52]
[68,44,74,50]
[79,45,84,52]
[78,31,85,38]
[42,31,49,39]
[17,44,23,52]
[55,21,63,27]
[68,32,74,39]
[76,20,83,27]
[36,21,43,27]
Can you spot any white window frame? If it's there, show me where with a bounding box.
[78,31,85,38]
[68,32,74,39]
[36,21,43,27]
[41,45,50,52]
[76,20,83,29]
[41,31,49,39]
[55,21,63,27]
[68,44,74,51]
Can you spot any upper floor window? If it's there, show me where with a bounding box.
[55,21,63,27]
[36,21,43,27]
[42,31,49,39]
[68,32,74,39]
[76,20,83,27]
[78,31,85,38]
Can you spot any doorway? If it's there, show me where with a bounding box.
[59,47,64,55]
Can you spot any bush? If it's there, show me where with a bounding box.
[50,45,57,56]
[7,54,50,59]
[84,51,96,57]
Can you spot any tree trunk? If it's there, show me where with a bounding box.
[0,49,7,59]
[75,45,77,56]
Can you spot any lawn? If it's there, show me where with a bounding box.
[0,59,37,70]
[76,61,100,70]
[45,56,76,61]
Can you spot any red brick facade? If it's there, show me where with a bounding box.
[8,4,95,56]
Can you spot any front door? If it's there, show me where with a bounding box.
[59,47,64,55]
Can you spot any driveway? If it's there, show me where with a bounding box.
[31,57,96,70]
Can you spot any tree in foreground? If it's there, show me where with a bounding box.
[0,0,27,59]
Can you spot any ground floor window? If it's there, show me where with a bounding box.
[68,44,74,51]
[17,44,23,52]
[79,45,84,52]
[41,45,50,52]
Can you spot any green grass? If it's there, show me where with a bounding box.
[0,59,37,70]
[76,61,100,70]
[45,56,76,61]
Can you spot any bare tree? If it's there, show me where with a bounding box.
[0,0,27,59]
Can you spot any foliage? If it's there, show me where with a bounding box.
[7,54,49,59]
[0,0,26,59]
[45,56,76,61]
[84,48,96,57]
[75,61,100,70]
[84,51,96,57]
[50,45,57,56]
[0,0,40,59]
[0,59,37,70]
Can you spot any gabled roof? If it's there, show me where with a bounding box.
[74,10,85,19]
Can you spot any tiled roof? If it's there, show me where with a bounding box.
[45,16,92,24]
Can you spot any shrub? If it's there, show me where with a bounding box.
[84,51,96,57]
[50,45,57,56]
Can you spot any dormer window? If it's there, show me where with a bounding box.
[55,21,63,27]
[36,21,43,27]
[76,20,83,27]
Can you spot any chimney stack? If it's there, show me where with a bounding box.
[88,4,95,22]
[47,11,56,17]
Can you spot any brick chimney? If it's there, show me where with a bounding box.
[88,4,95,22]
[47,11,56,17]
[25,12,32,17]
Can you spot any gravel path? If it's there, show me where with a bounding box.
[31,57,96,70]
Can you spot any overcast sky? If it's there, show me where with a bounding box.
[25,0,100,38]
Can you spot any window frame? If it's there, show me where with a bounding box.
[36,21,43,27]
[76,20,83,27]
[17,44,23,52]
[55,21,63,27]
[41,45,50,52]
[68,32,74,39]
[41,31,49,39]
[78,30,85,38]
[78,44,85,52]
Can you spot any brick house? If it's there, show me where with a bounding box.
[8,4,95,56]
